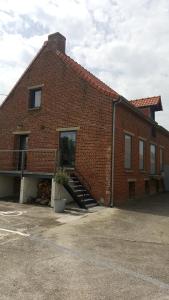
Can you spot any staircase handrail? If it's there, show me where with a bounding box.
[74,168,91,192]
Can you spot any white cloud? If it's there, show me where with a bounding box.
[0,0,169,128]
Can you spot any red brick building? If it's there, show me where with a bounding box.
[0,32,168,207]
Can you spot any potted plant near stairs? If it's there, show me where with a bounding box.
[54,169,69,213]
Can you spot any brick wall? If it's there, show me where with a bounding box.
[114,103,169,205]
[0,43,113,204]
[139,107,151,118]
[0,38,169,206]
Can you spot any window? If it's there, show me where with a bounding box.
[14,135,28,170]
[150,109,155,120]
[125,134,132,169]
[29,88,42,109]
[156,180,160,193]
[128,181,135,199]
[150,144,156,174]
[139,140,145,170]
[145,180,150,195]
[59,131,77,167]
[160,148,164,172]
[151,126,156,137]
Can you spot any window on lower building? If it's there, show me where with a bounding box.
[156,180,160,193]
[150,109,155,121]
[124,134,132,169]
[150,144,156,174]
[160,148,164,172]
[128,181,135,199]
[151,126,156,137]
[29,88,42,109]
[139,140,145,170]
[145,180,150,194]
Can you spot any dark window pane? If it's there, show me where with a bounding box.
[18,135,28,170]
[150,144,156,174]
[60,131,76,167]
[160,148,164,172]
[125,134,132,169]
[29,89,41,108]
[139,140,144,170]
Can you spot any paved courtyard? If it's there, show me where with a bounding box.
[0,194,169,299]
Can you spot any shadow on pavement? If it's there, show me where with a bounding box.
[119,192,169,217]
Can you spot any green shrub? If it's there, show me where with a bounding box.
[54,169,69,185]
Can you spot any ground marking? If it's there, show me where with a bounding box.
[0,211,27,217]
[0,237,18,245]
[0,228,30,237]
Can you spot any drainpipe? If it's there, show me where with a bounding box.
[110,96,122,207]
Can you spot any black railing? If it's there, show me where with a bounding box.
[74,168,91,192]
[0,149,58,177]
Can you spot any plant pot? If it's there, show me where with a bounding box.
[54,198,66,213]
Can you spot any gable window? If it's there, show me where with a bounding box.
[150,144,156,174]
[150,109,155,120]
[139,140,145,170]
[29,88,42,109]
[124,134,132,169]
[160,148,164,172]
[151,126,156,137]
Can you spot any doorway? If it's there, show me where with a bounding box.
[128,181,136,200]
[59,131,76,168]
[17,135,28,170]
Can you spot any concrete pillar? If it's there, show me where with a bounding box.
[20,177,39,204]
[51,178,56,207]
[0,176,14,198]
[51,178,73,208]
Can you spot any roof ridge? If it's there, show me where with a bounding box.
[56,50,119,99]
[130,96,160,102]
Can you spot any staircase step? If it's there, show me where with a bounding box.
[83,197,96,202]
[69,179,80,183]
[70,176,78,180]
[66,173,97,209]
[83,198,96,204]
[76,194,89,198]
[85,203,98,208]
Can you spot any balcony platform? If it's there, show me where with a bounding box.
[0,170,54,179]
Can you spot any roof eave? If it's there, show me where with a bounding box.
[119,96,158,126]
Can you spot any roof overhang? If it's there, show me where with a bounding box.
[130,96,163,112]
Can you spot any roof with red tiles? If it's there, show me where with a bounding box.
[56,50,119,99]
[130,96,162,111]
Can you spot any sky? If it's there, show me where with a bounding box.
[0,0,169,128]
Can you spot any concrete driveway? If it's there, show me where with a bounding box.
[0,194,169,300]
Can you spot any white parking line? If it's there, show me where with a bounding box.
[0,228,30,237]
[0,237,18,245]
[0,211,27,217]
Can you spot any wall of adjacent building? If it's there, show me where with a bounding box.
[113,102,169,205]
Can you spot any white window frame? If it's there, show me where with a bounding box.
[29,88,42,109]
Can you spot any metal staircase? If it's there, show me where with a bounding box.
[64,172,98,209]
